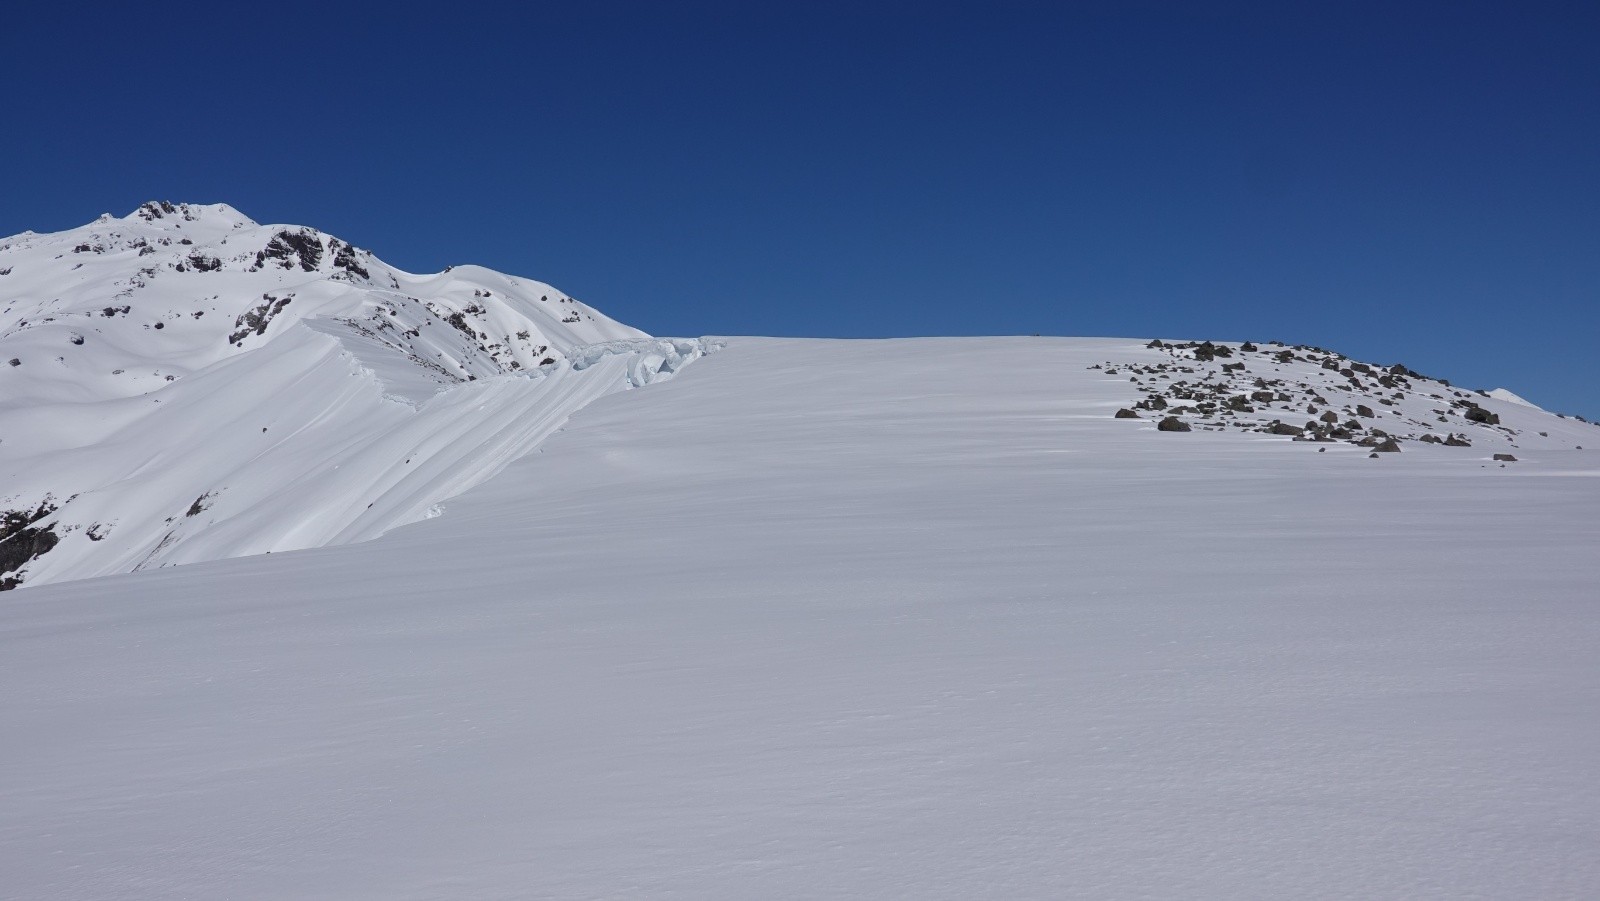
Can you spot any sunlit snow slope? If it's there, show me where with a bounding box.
[0,202,709,588]
[3,338,1598,898]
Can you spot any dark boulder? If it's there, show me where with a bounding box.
[1157,416,1191,432]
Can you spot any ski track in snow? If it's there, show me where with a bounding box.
[3,337,1599,899]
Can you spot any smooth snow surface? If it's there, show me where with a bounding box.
[4,338,1599,899]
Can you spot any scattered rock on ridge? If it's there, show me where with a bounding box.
[1084,339,1594,456]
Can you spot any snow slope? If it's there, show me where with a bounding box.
[3,337,1598,898]
[0,203,710,588]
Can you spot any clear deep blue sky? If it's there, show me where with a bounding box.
[5,2,1597,415]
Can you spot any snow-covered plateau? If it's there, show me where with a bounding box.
[3,206,1599,898]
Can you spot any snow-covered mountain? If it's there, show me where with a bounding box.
[5,204,1598,597]
[1,202,711,589]
[3,206,1599,895]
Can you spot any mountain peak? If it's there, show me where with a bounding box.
[126,200,258,230]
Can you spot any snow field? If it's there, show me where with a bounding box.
[3,338,1597,898]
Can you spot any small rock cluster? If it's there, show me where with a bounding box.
[229,293,295,345]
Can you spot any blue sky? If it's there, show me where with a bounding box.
[5,1,1597,416]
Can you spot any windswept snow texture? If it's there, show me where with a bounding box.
[0,202,712,588]
[4,338,1599,899]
